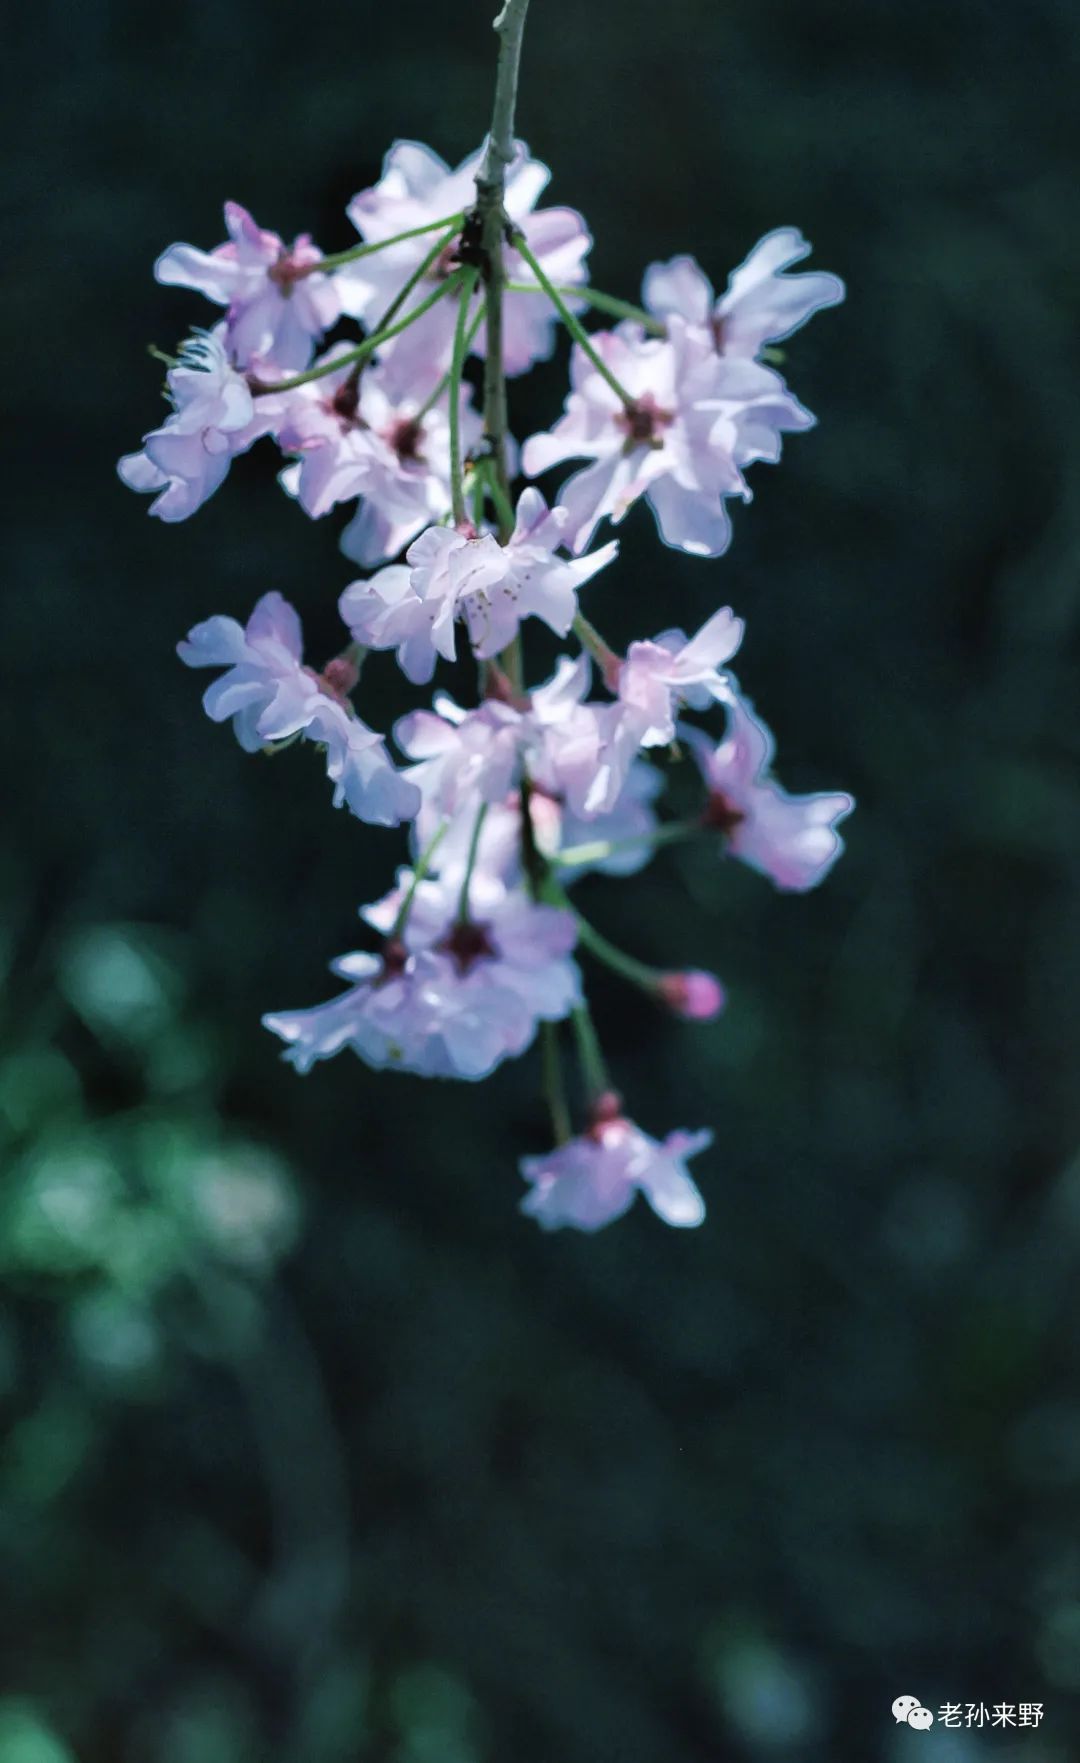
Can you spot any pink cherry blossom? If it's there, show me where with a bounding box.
[155,201,340,372]
[118,327,277,521]
[336,139,590,377]
[681,695,854,890]
[522,315,814,557]
[395,649,663,888]
[642,229,844,359]
[586,609,745,814]
[177,591,420,827]
[338,489,617,682]
[264,870,580,1080]
[271,346,482,566]
[395,694,526,821]
[520,1110,711,1231]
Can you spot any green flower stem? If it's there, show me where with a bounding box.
[556,818,702,869]
[391,821,449,938]
[305,211,466,276]
[572,611,620,680]
[541,1022,572,1145]
[546,876,664,995]
[570,913,662,994]
[510,235,636,410]
[505,280,665,336]
[477,454,517,534]
[571,1003,611,1103]
[370,222,462,339]
[250,271,465,394]
[471,465,487,529]
[416,298,487,419]
[449,266,481,526]
[456,802,490,923]
[497,631,524,694]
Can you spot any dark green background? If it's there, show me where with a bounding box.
[5,0,1080,1757]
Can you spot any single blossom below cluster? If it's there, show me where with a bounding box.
[338,139,590,382]
[177,591,420,827]
[520,1106,712,1232]
[264,869,580,1081]
[156,201,340,372]
[121,130,853,1235]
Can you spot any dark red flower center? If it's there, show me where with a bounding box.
[702,791,745,836]
[616,393,673,452]
[330,377,364,427]
[267,248,306,294]
[438,919,497,974]
[386,416,425,463]
[378,937,409,982]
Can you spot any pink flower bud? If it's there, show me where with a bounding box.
[657,969,725,1021]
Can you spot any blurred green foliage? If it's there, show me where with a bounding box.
[5,0,1080,1756]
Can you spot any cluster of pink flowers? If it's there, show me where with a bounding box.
[121,134,853,1233]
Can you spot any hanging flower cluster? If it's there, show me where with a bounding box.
[120,112,853,1234]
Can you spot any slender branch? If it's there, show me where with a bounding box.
[473,0,530,540]
[506,280,665,336]
[250,272,465,394]
[305,212,466,276]
[511,235,636,410]
[448,267,481,526]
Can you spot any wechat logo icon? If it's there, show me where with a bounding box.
[893,1696,934,1728]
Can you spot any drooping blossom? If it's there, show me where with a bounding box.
[118,328,278,521]
[339,489,617,682]
[522,315,813,557]
[155,202,340,372]
[264,869,580,1080]
[520,1105,711,1231]
[642,229,844,360]
[586,608,745,813]
[681,694,854,890]
[271,346,482,566]
[336,140,590,378]
[177,591,420,827]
